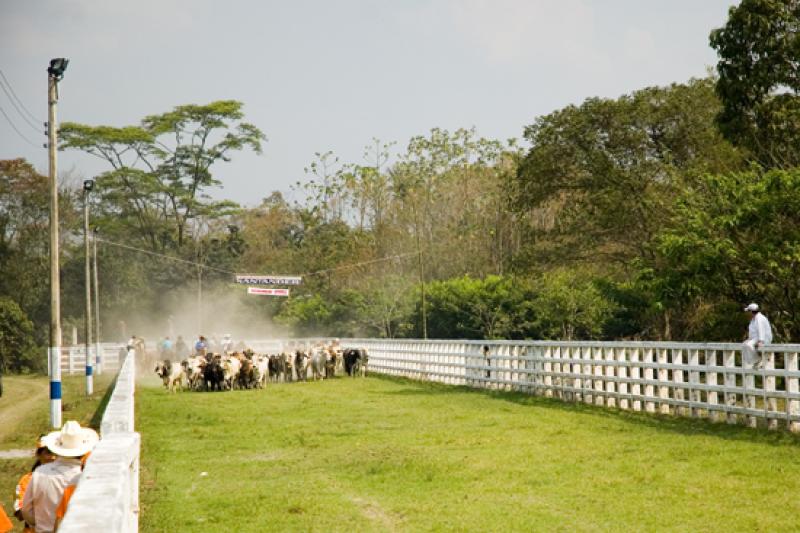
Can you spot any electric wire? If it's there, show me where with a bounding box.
[96,237,420,280]
[0,102,40,149]
[0,68,42,125]
[0,70,41,132]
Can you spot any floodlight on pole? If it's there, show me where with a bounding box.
[48,57,69,428]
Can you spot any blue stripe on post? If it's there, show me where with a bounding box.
[86,366,93,376]
[50,381,62,400]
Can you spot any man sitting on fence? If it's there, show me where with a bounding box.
[20,421,99,533]
[743,303,773,369]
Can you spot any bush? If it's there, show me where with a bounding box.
[0,297,42,373]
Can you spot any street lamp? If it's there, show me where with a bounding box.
[83,179,94,395]
[48,57,68,428]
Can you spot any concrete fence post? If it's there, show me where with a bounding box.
[766,351,777,430]
[604,347,616,408]
[673,348,686,416]
[707,350,720,422]
[543,346,553,397]
[644,348,655,413]
[593,346,604,407]
[630,347,641,412]
[689,349,700,418]
[724,350,738,424]
[786,351,800,433]
[618,348,629,410]
[658,348,670,415]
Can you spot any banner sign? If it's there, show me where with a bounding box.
[235,275,302,286]
[247,287,290,297]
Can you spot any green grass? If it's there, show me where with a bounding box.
[138,375,800,532]
[0,374,115,531]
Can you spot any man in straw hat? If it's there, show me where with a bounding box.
[20,421,99,533]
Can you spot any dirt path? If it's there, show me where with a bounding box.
[0,376,49,446]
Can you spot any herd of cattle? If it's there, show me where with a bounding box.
[154,342,369,392]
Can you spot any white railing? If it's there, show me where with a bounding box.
[320,339,800,433]
[54,342,128,375]
[59,349,140,532]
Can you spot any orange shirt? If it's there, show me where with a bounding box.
[13,471,32,512]
[55,484,76,522]
[0,503,13,533]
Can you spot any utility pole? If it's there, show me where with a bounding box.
[93,227,102,375]
[413,204,427,339]
[47,57,68,429]
[83,179,94,395]
[197,265,203,334]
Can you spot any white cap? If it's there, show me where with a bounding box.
[744,303,759,312]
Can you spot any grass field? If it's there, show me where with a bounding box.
[138,375,800,532]
[0,374,115,531]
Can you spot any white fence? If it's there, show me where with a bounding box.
[59,349,140,533]
[55,343,128,375]
[326,339,800,433]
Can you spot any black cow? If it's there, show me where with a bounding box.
[343,348,368,377]
[294,350,308,381]
[203,358,225,391]
[269,354,286,382]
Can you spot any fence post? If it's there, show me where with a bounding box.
[69,347,75,376]
[787,351,800,433]
[706,350,719,422]
[644,348,655,413]
[561,346,581,402]
[618,348,628,410]
[593,346,605,407]
[658,348,670,414]
[630,347,641,412]
[578,346,594,404]
[543,346,553,397]
[689,349,699,418]
[724,350,738,424]
[605,346,616,408]
[673,348,686,416]
[744,353,757,428]
[765,351,777,430]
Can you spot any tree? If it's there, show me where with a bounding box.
[654,167,800,341]
[59,101,265,251]
[513,78,741,267]
[416,275,536,339]
[0,297,39,373]
[711,0,800,167]
[534,268,617,341]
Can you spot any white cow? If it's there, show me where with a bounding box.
[155,361,187,393]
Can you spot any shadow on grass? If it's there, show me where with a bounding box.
[372,374,800,448]
[89,374,118,431]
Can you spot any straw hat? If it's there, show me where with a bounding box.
[41,421,99,457]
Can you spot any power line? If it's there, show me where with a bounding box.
[300,251,420,277]
[96,237,420,280]
[96,238,236,276]
[0,102,40,149]
[0,68,42,126]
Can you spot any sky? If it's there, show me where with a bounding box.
[0,0,739,207]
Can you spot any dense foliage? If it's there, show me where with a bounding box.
[2,3,799,372]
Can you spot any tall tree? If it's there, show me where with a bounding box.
[711,0,800,168]
[513,78,741,267]
[59,100,266,251]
